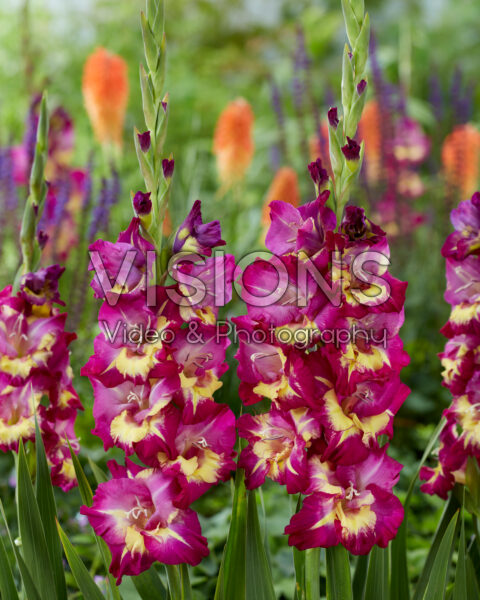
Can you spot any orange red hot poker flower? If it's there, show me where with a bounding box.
[442,123,480,200]
[261,167,300,228]
[213,98,254,188]
[82,47,129,150]
[358,100,382,185]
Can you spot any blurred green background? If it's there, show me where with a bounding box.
[0,0,478,597]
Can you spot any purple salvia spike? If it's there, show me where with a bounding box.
[429,73,443,124]
[269,144,281,172]
[270,80,287,162]
[88,177,108,242]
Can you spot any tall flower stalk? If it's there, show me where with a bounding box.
[234,0,409,580]
[420,192,480,499]
[327,0,370,223]
[18,96,49,281]
[0,94,82,491]
[134,0,171,261]
[81,0,236,588]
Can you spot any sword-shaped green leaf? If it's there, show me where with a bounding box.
[17,440,56,599]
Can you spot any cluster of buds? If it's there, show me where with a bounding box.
[420,192,480,498]
[234,156,409,553]
[81,204,237,581]
[11,96,89,262]
[0,265,82,490]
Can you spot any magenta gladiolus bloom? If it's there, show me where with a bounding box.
[285,449,404,554]
[0,266,81,490]
[235,182,410,554]
[81,461,209,583]
[82,200,236,575]
[172,200,225,256]
[421,191,480,498]
[392,117,430,166]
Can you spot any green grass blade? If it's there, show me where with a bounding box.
[0,523,19,600]
[404,418,446,509]
[12,547,42,600]
[326,545,352,600]
[453,510,467,600]
[390,516,409,600]
[364,546,389,600]
[413,492,459,600]
[131,569,168,600]
[292,495,306,600]
[180,564,193,600]
[0,498,40,600]
[17,440,56,600]
[466,556,480,600]
[214,546,226,600]
[34,419,67,600]
[214,469,247,600]
[293,545,306,600]
[352,554,369,600]
[68,441,93,505]
[390,418,446,600]
[245,490,276,600]
[166,564,182,599]
[88,457,109,484]
[422,511,459,600]
[56,521,105,600]
[68,444,122,600]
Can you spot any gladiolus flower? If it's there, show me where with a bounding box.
[0,266,81,490]
[235,191,409,555]
[213,98,254,187]
[285,449,404,554]
[81,461,209,583]
[82,200,236,577]
[172,199,225,256]
[82,47,129,149]
[421,191,480,499]
[442,123,480,199]
[392,117,430,166]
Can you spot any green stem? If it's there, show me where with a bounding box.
[165,564,182,600]
[136,0,170,273]
[328,1,370,222]
[326,545,352,600]
[305,548,320,600]
[14,93,48,291]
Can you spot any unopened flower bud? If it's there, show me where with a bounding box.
[341,137,361,161]
[137,130,151,152]
[357,79,367,95]
[162,158,175,179]
[37,230,49,249]
[133,191,152,215]
[328,107,339,128]
[307,158,329,191]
